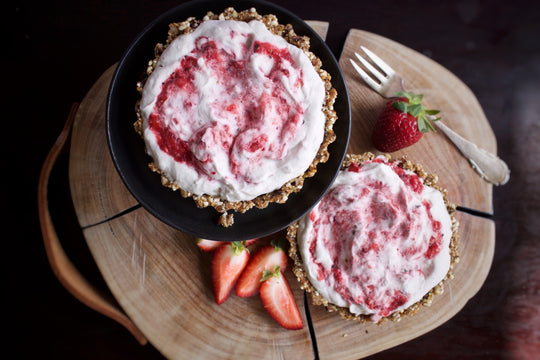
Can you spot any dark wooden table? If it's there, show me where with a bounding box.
[9,0,539,358]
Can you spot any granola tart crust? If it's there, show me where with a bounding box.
[286,152,460,324]
[134,7,338,227]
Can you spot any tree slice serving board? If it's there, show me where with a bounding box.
[67,23,496,360]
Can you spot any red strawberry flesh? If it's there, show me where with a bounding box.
[211,242,249,304]
[196,238,224,252]
[244,238,259,247]
[372,97,423,152]
[235,245,288,297]
[371,92,439,152]
[260,266,303,330]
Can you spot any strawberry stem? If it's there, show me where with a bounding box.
[261,265,281,282]
[392,91,440,133]
[231,241,247,256]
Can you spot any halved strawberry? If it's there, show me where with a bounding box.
[197,238,258,252]
[196,238,224,252]
[244,238,259,247]
[260,266,303,330]
[371,91,440,152]
[235,240,288,297]
[212,241,250,304]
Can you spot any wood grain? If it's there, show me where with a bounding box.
[67,23,496,359]
[83,210,312,359]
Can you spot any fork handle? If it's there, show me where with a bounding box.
[434,120,510,185]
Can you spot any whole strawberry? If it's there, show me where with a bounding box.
[371,91,440,152]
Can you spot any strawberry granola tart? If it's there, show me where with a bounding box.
[287,153,459,323]
[134,7,337,226]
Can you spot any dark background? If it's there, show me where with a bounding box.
[7,0,539,359]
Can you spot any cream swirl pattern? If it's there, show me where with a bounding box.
[139,20,326,202]
[296,156,453,322]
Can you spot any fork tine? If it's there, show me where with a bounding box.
[360,46,396,77]
[353,52,388,84]
[349,58,382,92]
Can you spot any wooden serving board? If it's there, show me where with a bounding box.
[67,24,496,359]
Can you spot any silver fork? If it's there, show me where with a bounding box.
[350,46,510,186]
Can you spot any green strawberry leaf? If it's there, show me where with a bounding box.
[231,241,247,255]
[394,91,409,98]
[392,100,409,113]
[408,103,423,117]
[426,118,437,131]
[418,118,429,133]
[391,91,441,133]
[261,265,281,282]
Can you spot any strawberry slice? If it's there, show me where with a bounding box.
[212,241,250,304]
[196,238,224,252]
[260,266,303,330]
[244,238,259,247]
[197,238,258,252]
[235,241,288,297]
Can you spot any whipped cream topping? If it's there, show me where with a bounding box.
[139,20,326,202]
[297,157,452,322]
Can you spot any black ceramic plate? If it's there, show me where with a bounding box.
[106,0,350,241]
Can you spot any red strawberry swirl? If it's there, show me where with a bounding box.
[298,157,452,322]
[140,20,326,201]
